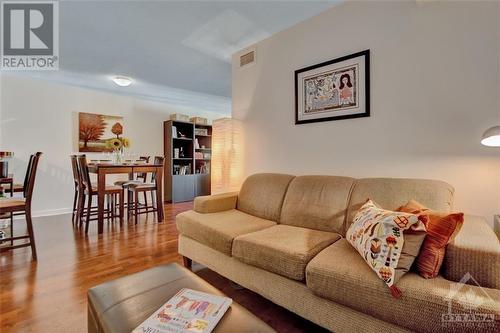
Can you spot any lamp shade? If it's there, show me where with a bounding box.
[211,118,244,194]
[481,126,500,147]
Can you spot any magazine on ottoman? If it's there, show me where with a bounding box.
[132,288,232,333]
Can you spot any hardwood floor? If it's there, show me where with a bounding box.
[0,202,191,333]
[0,203,327,333]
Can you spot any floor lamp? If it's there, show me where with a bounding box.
[211,118,244,194]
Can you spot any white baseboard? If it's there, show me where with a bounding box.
[32,208,72,218]
[4,207,72,221]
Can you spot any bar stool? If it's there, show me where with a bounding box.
[77,155,124,234]
[114,156,150,209]
[114,156,149,186]
[70,155,104,226]
[71,155,103,227]
[127,156,164,224]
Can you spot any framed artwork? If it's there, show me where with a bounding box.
[78,112,124,152]
[295,50,370,124]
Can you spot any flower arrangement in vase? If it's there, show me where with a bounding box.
[106,122,130,164]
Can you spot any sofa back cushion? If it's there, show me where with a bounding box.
[279,176,355,233]
[237,173,295,222]
[345,178,454,234]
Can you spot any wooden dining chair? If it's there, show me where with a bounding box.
[73,155,105,229]
[135,156,151,183]
[114,156,150,186]
[77,155,124,234]
[1,154,36,239]
[71,154,100,228]
[127,156,164,224]
[4,154,34,196]
[0,152,42,260]
[70,155,80,226]
[133,155,151,208]
[113,156,150,211]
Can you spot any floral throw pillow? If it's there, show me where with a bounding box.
[346,200,428,297]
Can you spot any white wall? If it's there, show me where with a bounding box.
[0,74,228,215]
[232,1,500,224]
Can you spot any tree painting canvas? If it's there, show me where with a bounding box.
[78,112,124,152]
[295,50,370,124]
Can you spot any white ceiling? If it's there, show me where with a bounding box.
[9,0,340,113]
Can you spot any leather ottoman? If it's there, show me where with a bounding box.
[87,263,275,333]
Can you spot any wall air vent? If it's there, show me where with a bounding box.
[240,50,255,67]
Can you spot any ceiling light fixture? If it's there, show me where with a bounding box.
[111,76,133,87]
[481,125,500,147]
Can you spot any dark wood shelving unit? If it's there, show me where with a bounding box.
[164,120,212,203]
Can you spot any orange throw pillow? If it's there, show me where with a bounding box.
[398,200,464,279]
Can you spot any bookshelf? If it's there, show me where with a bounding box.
[164,120,212,203]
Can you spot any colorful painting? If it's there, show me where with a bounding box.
[295,50,370,124]
[78,112,124,152]
[304,65,357,113]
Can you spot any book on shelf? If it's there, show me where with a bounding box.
[195,128,208,136]
[132,288,232,333]
[196,162,210,174]
[174,164,191,175]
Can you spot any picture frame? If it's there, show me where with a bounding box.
[295,50,370,124]
[78,112,125,152]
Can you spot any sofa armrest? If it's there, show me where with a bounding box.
[442,215,500,289]
[194,192,239,214]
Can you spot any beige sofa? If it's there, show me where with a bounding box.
[176,173,500,332]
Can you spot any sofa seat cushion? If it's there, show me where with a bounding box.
[176,209,276,255]
[232,225,341,281]
[306,239,500,332]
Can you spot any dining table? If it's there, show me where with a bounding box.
[88,162,164,234]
